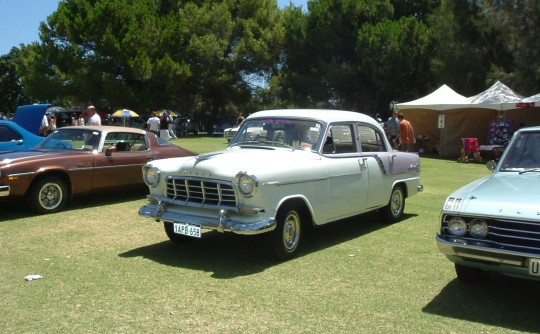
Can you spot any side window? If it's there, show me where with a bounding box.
[358,125,386,152]
[104,132,147,152]
[0,125,22,142]
[322,124,356,154]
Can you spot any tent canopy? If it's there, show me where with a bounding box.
[397,84,470,110]
[468,81,524,110]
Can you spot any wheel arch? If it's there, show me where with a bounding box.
[392,180,408,198]
[31,169,73,199]
[275,196,314,227]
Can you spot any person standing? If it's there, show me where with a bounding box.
[167,111,177,139]
[50,115,57,131]
[386,111,400,149]
[397,113,416,152]
[86,105,101,126]
[237,112,244,126]
[146,112,160,135]
[159,112,172,140]
[38,115,50,136]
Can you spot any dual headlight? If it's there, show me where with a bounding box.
[235,172,258,197]
[447,217,489,238]
[143,166,160,187]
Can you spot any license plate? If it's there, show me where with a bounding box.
[528,258,540,276]
[173,222,201,238]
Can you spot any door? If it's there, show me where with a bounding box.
[92,132,152,189]
[324,124,369,220]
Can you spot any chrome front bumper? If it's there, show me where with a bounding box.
[0,185,9,197]
[138,202,276,235]
[436,234,532,266]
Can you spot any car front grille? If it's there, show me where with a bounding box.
[442,215,540,255]
[166,176,237,209]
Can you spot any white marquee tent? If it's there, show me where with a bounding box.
[397,84,498,157]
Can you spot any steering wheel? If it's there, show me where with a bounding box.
[55,143,68,149]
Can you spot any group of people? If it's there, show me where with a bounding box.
[146,111,176,140]
[385,110,416,152]
[40,105,102,136]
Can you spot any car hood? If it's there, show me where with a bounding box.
[12,104,51,134]
[449,172,540,220]
[155,146,322,180]
[0,149,84,166]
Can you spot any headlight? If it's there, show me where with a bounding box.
[447,217,467,237]
[469,219,489,238]
[236,172,258,197]
[143,166,160,187]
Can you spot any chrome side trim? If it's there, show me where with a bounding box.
[0,185,10,197]
[6,171,34,178]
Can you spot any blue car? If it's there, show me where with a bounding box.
[0,104,50,153]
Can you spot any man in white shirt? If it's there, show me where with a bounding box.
[38,115,49,136]
[146,112,160,135]
[86,105,101,126]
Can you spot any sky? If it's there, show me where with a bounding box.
[0,0,308,57]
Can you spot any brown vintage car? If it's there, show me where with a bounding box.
[0,125,196,214]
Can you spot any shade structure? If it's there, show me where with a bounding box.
[397,85,498,157]
[397,84,471,110]
[468,81,523,109]
[112,109,139,118]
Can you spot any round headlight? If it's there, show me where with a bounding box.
[447,217,467,237]
[143,166,160,187]
[469,219,489,238]
[237,173,257,197]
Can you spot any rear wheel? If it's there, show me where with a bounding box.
[26,176,68,214]
[379,185,405,223]
[164,222,195,243]
[267,203,303,260]
[455,264,489,284]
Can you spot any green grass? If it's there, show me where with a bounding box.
[1,137,539,334]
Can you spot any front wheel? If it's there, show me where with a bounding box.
[267,204,303,260]
[26,176,68,214]
[379,185,405,223]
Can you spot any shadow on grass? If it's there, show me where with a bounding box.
[423,274,540,333]
[119,211,417,278]
[0,187,148,222]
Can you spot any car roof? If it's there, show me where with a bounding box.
[517,125,540,133]
[246,109,380,126]
[12,104,51,134]
[59,125,147,134]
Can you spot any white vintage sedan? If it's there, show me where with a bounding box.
[139,109,423,259]
[437,126,540,283]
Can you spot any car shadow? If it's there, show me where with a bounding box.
[119,212,417,279]
[423,274,540,333]
[0,187,148,222]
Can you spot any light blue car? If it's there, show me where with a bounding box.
[437,125,540,283]
[0,104,50,153]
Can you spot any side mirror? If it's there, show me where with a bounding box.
[105,146,116,157]
[486,160,497,171]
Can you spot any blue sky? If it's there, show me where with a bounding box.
[0,0,308,56]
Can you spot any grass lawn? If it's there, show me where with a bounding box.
[1,135,539,333]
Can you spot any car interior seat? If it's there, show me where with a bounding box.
[115,142,131,151]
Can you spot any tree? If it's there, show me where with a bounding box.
[0,49,32,115]
[19,0,282,124]
[481,0,540,95]
[428,0,491,96]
